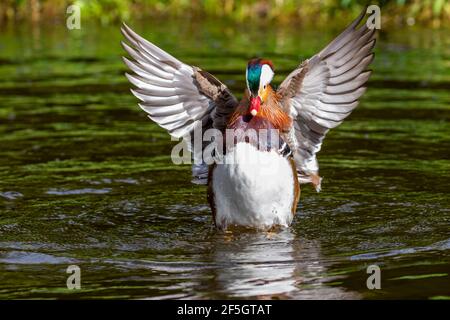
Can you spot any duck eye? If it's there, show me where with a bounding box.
[263,85,267,89]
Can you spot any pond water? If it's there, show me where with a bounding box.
[0,17,449,299]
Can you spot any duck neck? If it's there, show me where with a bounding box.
[229,86,292,131]
[256,86,292,132]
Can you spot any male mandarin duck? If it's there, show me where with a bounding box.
[121,10,376,230]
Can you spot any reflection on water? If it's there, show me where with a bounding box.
[211,230,359,299]
[0,18,449,299]
[213,231,299,298]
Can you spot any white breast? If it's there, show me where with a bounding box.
[211,142,297,230]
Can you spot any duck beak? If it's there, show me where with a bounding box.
[249,96,261,116]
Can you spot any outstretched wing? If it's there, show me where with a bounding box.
[278,9,376,191]
[121,23,239,184]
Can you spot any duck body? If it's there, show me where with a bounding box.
[122,9,376,230]
[208,114,300,230]
[209,142,299,230]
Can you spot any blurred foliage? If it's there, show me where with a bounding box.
[0,0,449,26]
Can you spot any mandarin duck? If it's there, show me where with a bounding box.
[121,10,376,230]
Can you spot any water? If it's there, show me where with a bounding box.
[0,17,449,299]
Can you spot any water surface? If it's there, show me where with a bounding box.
[0,18,449,299]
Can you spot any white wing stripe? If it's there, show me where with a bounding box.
[327,27,372,63]
[122,42,174,75]
[325,71,371,94]
[135,43,178,74]
[139,102,185,116]
[133,86,178,97]
[317,100,359,113]
[328,54,374,85]
[321,87,367,104]
[121,23,182,67]
[125,72,173,89]
[130,89,181,105]
[334,39,375,69]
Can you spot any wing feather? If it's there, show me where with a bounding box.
[278,9,376,191]
[122,23,239,185]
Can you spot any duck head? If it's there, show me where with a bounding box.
[246,58,274,116]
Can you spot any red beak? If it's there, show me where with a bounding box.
[249,96,261,116]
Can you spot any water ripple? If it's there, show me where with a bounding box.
[0,251,75,265]
[46,188,112,195]
[0,191,23,200]
[350,238,450,261]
